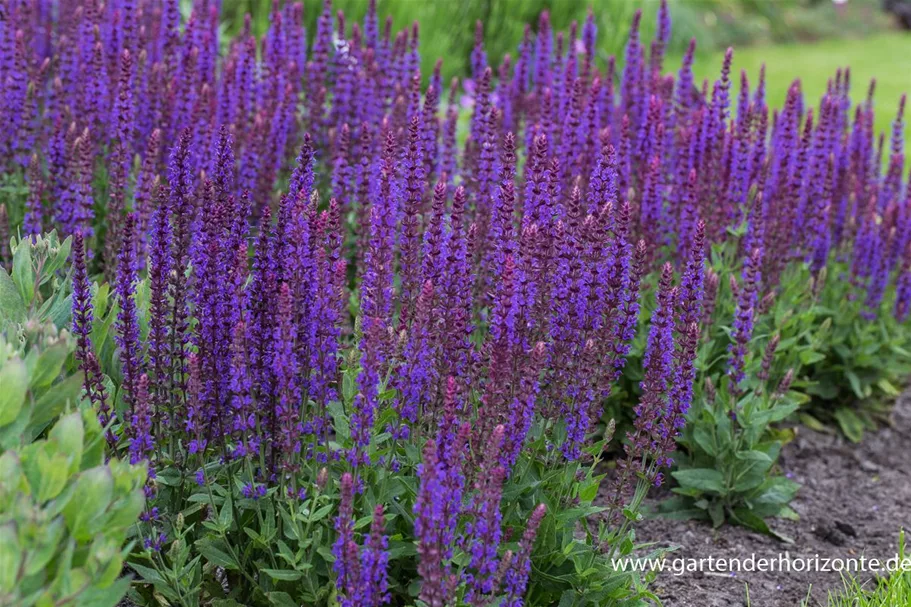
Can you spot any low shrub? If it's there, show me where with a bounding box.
[662,231,826,532]
[0,232,83,441]
[0,302,146,607]
[1,231,73,335]
[0,404,146,607]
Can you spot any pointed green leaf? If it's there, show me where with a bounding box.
[671,468,725,494]
[0,267,27,325]
[62,467,114,540]
[262,569,303,581]
[0,358,29,427]
[11,240,34,305]
[29,343,71,390]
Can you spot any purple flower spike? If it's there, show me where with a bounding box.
[361,505,390,607]
[333,473,360,606]
[729,248,762,393]
[129,375,154,467]
[501,504,546,607]
[71,231,109,424]
[114,213,143,414]
[415,439,457,607]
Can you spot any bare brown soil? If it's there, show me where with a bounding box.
[629,393,911,606]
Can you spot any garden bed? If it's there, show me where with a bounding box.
[629,392,911,606]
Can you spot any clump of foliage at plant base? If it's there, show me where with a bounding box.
[1,0,910,605]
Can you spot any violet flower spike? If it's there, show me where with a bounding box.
[114,213,143,415]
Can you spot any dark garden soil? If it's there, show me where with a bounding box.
[628,392,911,607]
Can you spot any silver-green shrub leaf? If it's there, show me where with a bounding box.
[0,409,147,607]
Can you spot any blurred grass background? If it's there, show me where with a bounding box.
[681,32,911,146]
[213,0,910,138]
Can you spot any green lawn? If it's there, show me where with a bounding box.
[681,33,911,146]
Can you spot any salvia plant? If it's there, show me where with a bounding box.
[654,226,819,535]
[799,263,911,441]
[0,0,910,603]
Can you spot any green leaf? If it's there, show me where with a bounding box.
[327,401,350,440]
[49,413,84,473]
[0,450,22,495]
[750,402,799,427]
[275,540,298,566]
[0,405,31,451]
[0,523,21,593]
[557,506,607,524]
[733,508,794,543]
[316,545,336,563]
[91,294,119,354]
[75,576,131,607]
[845,371,865,400]
[577,475,603,503]
[62,467,114,540]
[219,497,233,530]
[242,527,264,544]
[797,413,830,433]
[267,592,298,607]
[11,240,34,305]
[29,342,71,390]
[262,569,303,581]
[733,472,766,493]
[834,407,865,443]
[35,450,70,502]
[26,373,84,438]
[692,426,717,457]
[735,449,773,463]
[731,508,771,535]
[708,501,725,528]
[656,495,710,521]
[195,541,239,570]
[309,503,334,523]
[23,518,65,576]
[558,590,577,607]
[0,267,27,325]
[671,468,725,494]
[48,291,72,330]
[106,491,146,530]
[799,350,826,365]
[0,358,29,427]
[50,236,73,276]
[128,562,168,586]
[876,378,900,396]
[807,380,839,400]
[754,477,800,506]
[342,369,357,403]
[778,505,800,521]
